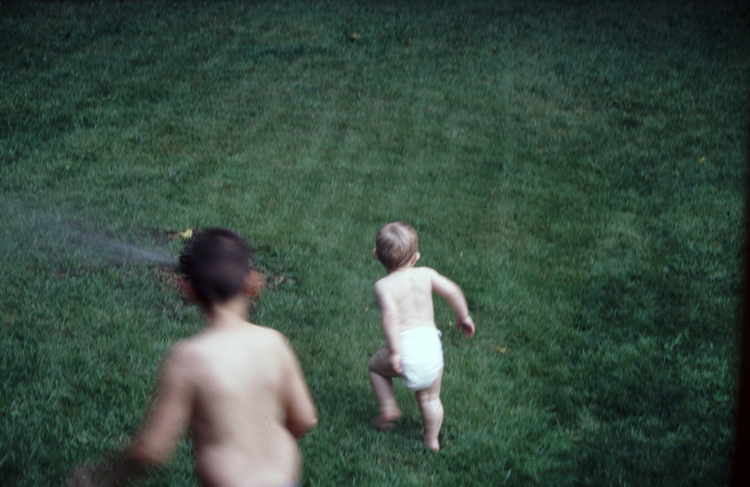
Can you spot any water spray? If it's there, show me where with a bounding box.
[1,200,180,270]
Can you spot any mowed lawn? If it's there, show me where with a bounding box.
[1,1,747,486]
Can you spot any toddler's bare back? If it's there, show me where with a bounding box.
[374,267,441,333]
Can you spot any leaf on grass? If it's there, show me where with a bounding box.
[179,229,193,239]
[492,345,507,354]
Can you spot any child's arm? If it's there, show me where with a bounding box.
[125,344,194,464]
[374,281,403,373]
[280,338,318,438]
[430,270,475,337]
[67,345,194,486]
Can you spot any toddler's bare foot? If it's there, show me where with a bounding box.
[424,437,440,451]
[371,411,401,431]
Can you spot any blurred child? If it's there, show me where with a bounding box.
[368,222,475,451]
[67,227,317,487]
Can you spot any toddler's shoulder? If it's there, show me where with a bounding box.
[415,266,440,279]
[373,274,394,292]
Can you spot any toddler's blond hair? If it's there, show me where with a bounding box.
[375,222,419,271]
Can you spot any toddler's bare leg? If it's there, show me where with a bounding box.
[415,368,444,451]
[368,348,401,430]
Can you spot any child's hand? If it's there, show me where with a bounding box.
[389,352,403,374]
[457,315,475,338]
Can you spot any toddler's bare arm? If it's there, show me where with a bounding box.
[374,281,404,372]
[430,271,475,337]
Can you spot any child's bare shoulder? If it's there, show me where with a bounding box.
[165,338,200,363]
[373,274,392,294]
[175,325,288,358]
[254,325,294,353]
[404,266,439,283]
[414,266,438,276]
[168,326,297,387]
[244,325,298,361]
[374,267,437,297]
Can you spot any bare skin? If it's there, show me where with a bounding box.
[67,271,317,487]
[369,250,475,451]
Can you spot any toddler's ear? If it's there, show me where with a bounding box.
[244,270,267,300]
[411,251,421,265]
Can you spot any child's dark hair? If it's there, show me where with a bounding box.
[178,227,252,305]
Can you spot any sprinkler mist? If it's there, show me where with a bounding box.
[83,235,178,267]
[2,200,179,270]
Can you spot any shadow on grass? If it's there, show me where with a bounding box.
[540,268,736,486]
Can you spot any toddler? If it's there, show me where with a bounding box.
[368,222,475,451]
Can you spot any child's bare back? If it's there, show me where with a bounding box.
[171,323,313,487]
[374,266,465,334]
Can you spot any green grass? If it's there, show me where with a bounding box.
[1,0,747,485]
